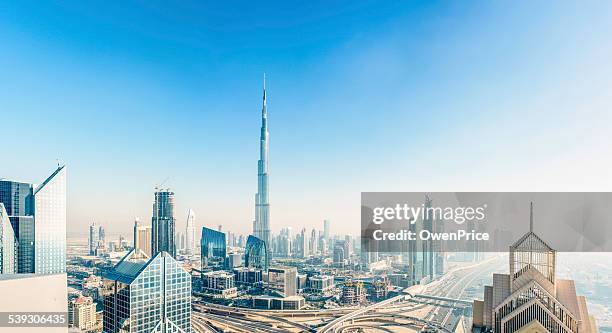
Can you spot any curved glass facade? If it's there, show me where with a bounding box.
[201,227,226,268]
[245,235,268,270]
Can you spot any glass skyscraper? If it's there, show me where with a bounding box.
[245,235,268,270]
[0,166,66,274]
[103,250,191,333]
[33,165,67,274]
[0,203,17,274]
[200,226,226,268]
[151,190,176,258]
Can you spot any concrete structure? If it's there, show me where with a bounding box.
[201,271,238,299]
[68,295,97,331]
[185,209,196,256]
[341,280,366,305]
[307,275,334,294]
[233,267,263,286]
[252,295,305,310]
[0,273,68,333]
[268,266,297,297]
[133,219,152,258]
[473,203,598,333]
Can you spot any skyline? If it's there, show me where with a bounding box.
[2,1,612,236]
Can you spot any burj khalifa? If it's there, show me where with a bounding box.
[254,74,271,266]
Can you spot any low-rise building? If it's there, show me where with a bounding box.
[202,270,238,298]
[68,295,97,331]
[307,275,335,294]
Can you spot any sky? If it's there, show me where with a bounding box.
[1,1,612,238]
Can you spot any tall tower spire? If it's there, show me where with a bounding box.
[255,73,271,268]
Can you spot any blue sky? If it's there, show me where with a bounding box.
[1,1,611,236]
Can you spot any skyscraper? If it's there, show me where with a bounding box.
[133,218,152,258]
[98,225,106,244]
[151,189,175,258]
[201,227,226,268]
[33,165,66,274]
[102,250,191,333]
[473,203,598,333]
[0,179,35,273]
[245,235,268,270]
[185,209,195,256]
[0,203,17,274]
[88,222,97,255]
[254,75,271,267]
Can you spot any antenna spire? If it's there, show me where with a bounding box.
[529,202,534,233]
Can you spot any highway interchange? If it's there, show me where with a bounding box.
[191,256,505,333]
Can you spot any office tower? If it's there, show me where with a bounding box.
[0,179,35,273]
[254,75,271,267]
[98,225,105,244]
[185,209,195,256]
[0,204,17,274]
[33,165,67,274]
[433,217,445,277]
[102,250,191,333]
[323,220,331,243]
[421,195,434,281]
[309,228,318,255]
[201,227,226,268]
[68,295,97,331]
[151,189,175,257]
[473,203,598,333]
[88,222,98,255]
[296,228,308,258]
[268,266,297,297]
[177,232,185,252]
[333,240,347,266]
[245,235,268,270]
[133,219,152,258]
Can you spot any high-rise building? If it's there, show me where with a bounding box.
[102,250,191,333]
[33,165,66,275]
[254,75,272,267]
[0,179,35,273]
[133,218,152,258]
[185,209,195,256]
[0,203,17,274]
[151,189,175,257]
[88,222,98,256]
[323,219,330,241]
[68,295,97,331]
[201,227,227,269]
[1,166,66,275]
[309,228,318,255]
[473,203,598,333]
[98,225,106,244]
[245,235,268,270]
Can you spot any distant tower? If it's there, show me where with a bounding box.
[133,218,152,258]
[151,189,176,257]
[88,222,98,255]
[254,74,272,267]
[185,209,196,256]
[98,225,106,244]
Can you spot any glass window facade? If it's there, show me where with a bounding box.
[0,203,17,274]
[33,166,67,274]
[245,235,268,270]
[103,251,191,333]
[0,180,35,273]
[152,191,176,258]
[200,227,226,268]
